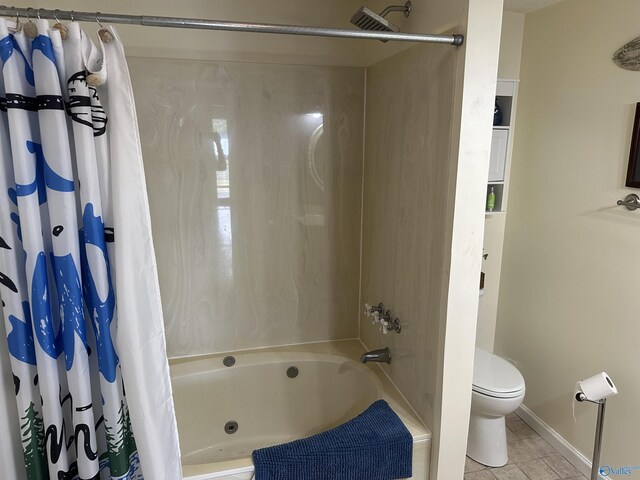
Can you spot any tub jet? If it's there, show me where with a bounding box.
[224,420,238,434]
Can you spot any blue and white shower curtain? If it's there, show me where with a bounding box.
[0,18,182,480]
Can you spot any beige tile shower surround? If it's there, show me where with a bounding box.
[360,44,456,427]
[130,58,364,357]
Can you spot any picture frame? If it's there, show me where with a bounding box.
[625,103,640,188]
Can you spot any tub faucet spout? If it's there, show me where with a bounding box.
[360,347,391,364]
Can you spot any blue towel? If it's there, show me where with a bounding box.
[252,399,412,480]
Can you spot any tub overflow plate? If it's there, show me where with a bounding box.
[286,366,299,378]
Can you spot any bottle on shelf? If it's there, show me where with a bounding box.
[487,186,496,212]
[493,100,502,126]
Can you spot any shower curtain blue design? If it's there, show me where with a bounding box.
[0,19,141,480]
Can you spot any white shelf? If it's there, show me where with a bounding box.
[485,211,506,216]
[486,79,518,212]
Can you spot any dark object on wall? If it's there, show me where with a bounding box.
[613,37,640,71]
[493,101,502,126]
[625,103,640,188]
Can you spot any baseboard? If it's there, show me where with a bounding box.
[516,405,610,480]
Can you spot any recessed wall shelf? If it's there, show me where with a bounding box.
[486,79,518,214]
[478,79,519,352]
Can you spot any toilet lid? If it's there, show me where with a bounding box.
[472,348,525,398]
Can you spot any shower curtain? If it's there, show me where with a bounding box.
[0,18,181,480]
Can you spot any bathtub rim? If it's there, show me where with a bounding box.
[182,437,432,480]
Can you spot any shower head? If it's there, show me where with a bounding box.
[350,1,411,34]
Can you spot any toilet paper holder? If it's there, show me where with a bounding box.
[576,393,607,480]
[575,391,604,404]
[575,373,618,480]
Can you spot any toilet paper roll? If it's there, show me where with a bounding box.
[572,372,618,422]
[578,372,618,402]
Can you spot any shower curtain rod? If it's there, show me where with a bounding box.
[0,6,464,46]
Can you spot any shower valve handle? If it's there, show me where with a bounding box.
[379,310,402,334]
[364,302,384,319]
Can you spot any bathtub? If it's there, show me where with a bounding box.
[170,340,431,480]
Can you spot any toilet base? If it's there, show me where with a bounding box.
[466,413,508,467]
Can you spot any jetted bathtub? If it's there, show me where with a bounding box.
[170,340,431,480]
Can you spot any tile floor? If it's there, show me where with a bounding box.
[464,413,587,480]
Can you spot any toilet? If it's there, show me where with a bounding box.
[467,348,526,467]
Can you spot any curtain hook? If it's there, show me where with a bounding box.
[96,12,114,43]
[13,7,20,30]
[36,8,41,20]
[23,7,38,38]
[70,10,75,22]
[51,9,69,41]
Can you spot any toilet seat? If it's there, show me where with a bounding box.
[472,348,525,399]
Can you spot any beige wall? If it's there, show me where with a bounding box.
[131,58,364,357]
[355,0,467,65]
[497,11,524,79]
[360,42,456,429]
[496,0,640,468]
[476,11,525,352]
[11,0,369,66]
[11,0,470,67]
[477,214,507,351]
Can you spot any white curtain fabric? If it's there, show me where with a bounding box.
[0,18,181,480]
[104,27,183,480]
[0,318,24,478]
